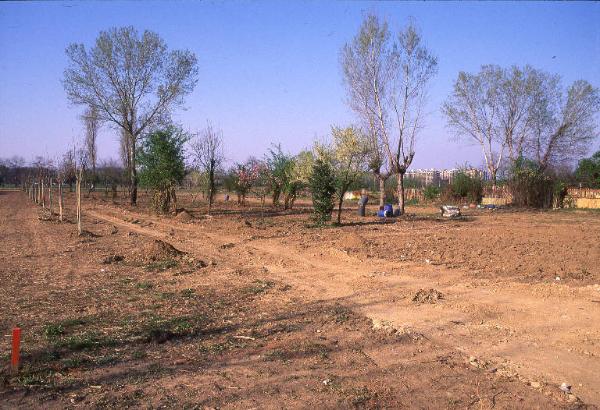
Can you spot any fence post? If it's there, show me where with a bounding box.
[11,327,21,374]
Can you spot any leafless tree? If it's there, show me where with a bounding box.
[496,66,540,165]
[444,65,600,181]
[59,149,77,192]
[81,105,99,184]
[341,15,437,212]
[386,22,437,213]
[528,78,600,171]
[191,121,225,215]
[63,26,198,205]
[443,65,505,186]
[341,14,393,207]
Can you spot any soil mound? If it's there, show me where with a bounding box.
[175,209,193,222]
[343,232,368,249]
[412,288,444,304]
[143,239,186,261]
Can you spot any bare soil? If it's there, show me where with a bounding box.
[1,190,599,408]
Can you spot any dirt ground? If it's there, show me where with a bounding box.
[1,189,599,408]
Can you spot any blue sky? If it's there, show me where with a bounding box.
[0,1,599,169]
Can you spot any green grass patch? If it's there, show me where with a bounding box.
[136,281,154,290]
[55,332,118,351]
[43,316,92,339]
[145,259,179,272]
[141,315,202,343]
[243,279,275,295]
[43,324,65,339]
[181,288,196,298]
[15,371,53,387]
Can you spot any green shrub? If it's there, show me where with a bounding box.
[575,151,600,188]
[423,185,441,201]
[509,159,555,208]
[309,159,336,225]
[137,127,187,213]
[449,173,482,203]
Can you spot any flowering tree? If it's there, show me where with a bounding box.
[229,158,263,205]
[325,126,369,224]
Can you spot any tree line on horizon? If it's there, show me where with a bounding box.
[3,13,600,221]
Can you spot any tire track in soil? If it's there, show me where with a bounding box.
[86,205,600,404]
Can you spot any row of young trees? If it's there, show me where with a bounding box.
[219,126,370,224]
[19,15,595,221]
[59,16,442,217]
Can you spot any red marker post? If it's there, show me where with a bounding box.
[11,327,21,373]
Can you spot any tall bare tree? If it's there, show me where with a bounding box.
[528,78,600,171]
[191,121,225,215]
[445,65,600,181]
[496,66,540,165]
[341,15,437,212]
[63,26,198,205]
[386,23,437,213]
[82,105,99,183]
[443,65,505,186]
[341,14,392,207]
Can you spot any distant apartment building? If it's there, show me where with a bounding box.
[406,169,441,186]
[442,168,489,183]
[407,167,489,186]
[440,168,458,184]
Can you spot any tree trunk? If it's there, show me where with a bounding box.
[208,164,215,215]
[128,135,137,206]
[336,195,344,225]
[58,181,64,222]
[76,172,82,235]
[49,178,53,216]
[491,169,497,189]
[41,179,45,209]
[171,186,177,213]
[378,177,385,207]
[397,172,405,215]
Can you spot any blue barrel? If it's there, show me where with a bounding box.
[384,204,393,216]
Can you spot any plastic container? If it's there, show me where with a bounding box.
[384,204,393,216]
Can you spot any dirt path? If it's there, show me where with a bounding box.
[85,203,600,404]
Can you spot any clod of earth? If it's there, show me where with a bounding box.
[142,239,186,262]
[412,288,444,304]
[78,230,100,238]
[175,209,193,222]
[101,255,124,264]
